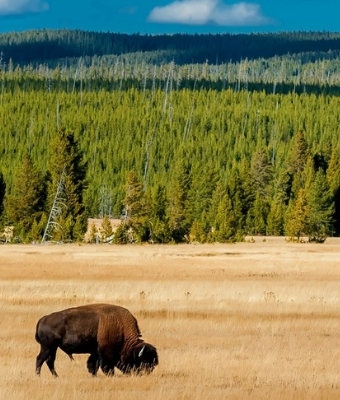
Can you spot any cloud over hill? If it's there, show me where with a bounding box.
[148,0,271,26]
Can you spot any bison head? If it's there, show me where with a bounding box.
[118,343,158,374]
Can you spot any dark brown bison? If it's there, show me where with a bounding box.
[35,303,158,377]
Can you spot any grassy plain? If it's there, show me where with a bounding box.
[1,237,340,399]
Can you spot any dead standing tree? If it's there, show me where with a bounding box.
[41,169,67,243]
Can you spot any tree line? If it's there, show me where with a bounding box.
[3,54,340,98]
[1,29,340,66]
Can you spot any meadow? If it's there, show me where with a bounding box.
[1,238,340,399]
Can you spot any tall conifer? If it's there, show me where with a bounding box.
[284,189,308,241]
[305,169,334,242]
[167,161,191,242]
[46,127,87,241]
[5,154,46,241]
[149,184,171,243]
[121,171,149,242]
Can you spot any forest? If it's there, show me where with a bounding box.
[0,29,340,243]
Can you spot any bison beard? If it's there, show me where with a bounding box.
[35,304,158,377]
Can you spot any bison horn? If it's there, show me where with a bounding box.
[138,345,145,357]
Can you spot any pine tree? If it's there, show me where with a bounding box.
[305,168,334,242]
[113,223,128,244]
[186,163,217,225]
[287,130,309,174]
[100,214,113,242]
[46,127,87,242]
[121,171,149,243]
[247,192,268,235]
[274,170,292,206]
[284,189,308,242]
[189,219,207,243]
[5,154,46,241]
[149,185,171,243]
[287,130,309,199]
[73,213,88,242]
[167,161,191,242]
[88,222,98,243]
[208,182,237,242]
[227,162,254,235]
[267,202,286,236]
[251,148,273,199]
[214,190,237,243]
[266,170,291,236]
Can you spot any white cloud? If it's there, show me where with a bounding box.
[0,0,49,16]
[148,0,270,26]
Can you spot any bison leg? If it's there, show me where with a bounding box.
[87,354,99,376]
[36,345,58,377]
[99,358,115,376]
[36,347,48,375]
[98,352,116,376]
[46,348,58,377]
[100,363,115,376]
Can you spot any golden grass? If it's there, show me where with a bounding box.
[1,238,340,399]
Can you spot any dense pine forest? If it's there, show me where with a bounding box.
[0,29,340,243]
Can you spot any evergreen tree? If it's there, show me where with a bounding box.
[46,127,87,242]
[121,171,149,242]
[100,214,113,242]
[88,222,98,243]
[303,156,317,190]
[189,219,207,243]
[274,170,292,206]
[266,170,291,235]
[287,130,309,199]
[288,130,309,175]
[214,192,237,243]
[5,154,46,241]
[247,192,268,235]
[26,214,48,243]
[167,161,191,242]
[266,202,286,236]
[284,189,308,241]
[73,213,88,242]
[305,168,334,242]
[227,162,254,235]
[186,163,217,225]
[149,185,171,243]
[208,182,238,242]
[113,223,129,244]
[251,148,273,199]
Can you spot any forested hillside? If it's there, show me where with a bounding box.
[0,30,340,243]
[2,29,340,65]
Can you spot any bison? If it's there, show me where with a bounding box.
[35,303,158,377]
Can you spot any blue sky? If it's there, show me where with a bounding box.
[0,0,339,34]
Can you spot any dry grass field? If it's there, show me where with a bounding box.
[1,237,340,399]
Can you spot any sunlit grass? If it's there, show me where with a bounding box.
[1,240,340,398]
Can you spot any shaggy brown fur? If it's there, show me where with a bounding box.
[35,304,158,377]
